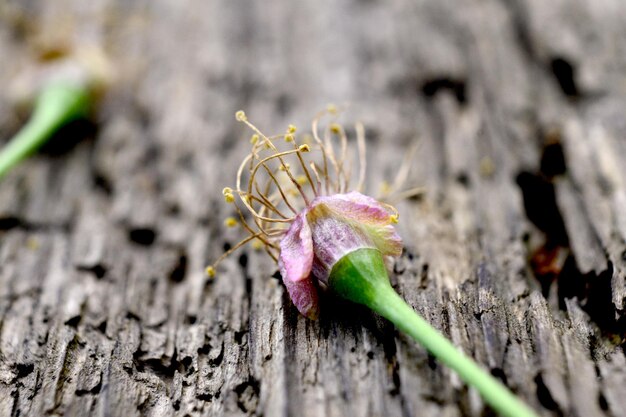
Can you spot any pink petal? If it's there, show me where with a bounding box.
[316,192,403,258]
[307,203,375,282]
[281,275,320,320]
[279,212,313,282]
[279,212,319,319]
[318,192,391,223]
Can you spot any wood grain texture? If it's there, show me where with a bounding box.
[0,1,625,416]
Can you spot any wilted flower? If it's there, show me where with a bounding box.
[206,108,539,417]
[280,192,402,318]
[206,107,416,318]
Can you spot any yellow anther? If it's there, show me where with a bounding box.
[296,175,307,185]
[288,188,299,196]
[222,187,233,196]
[327,104,338,114]
[390,214,399,224]
[224,193,235,203]
[251,238,264,250]
[250,134,259,144]
[224,217,238,228]
[379,181,392,195]
[287,124,297,134]
[205,266,216,277]
[284,133,295,142]
[26,237,40,250]
[479,156,495,177]
[330,123,341,134]
[235,110,247,122]
[298,144,311,152]
[279,163,291,171]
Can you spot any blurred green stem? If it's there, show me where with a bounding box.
[0,83,90,180]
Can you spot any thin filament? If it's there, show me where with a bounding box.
[356,122,367,192]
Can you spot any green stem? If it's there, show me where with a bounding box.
[329,248,538,417]
[0,82,91,180]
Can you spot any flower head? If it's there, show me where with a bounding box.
[208,107,418,319]
[207,111,537,417]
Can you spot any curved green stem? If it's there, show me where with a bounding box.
[329,248,538,417]
[0,82,91,180]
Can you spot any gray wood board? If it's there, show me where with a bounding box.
[0,1,625,416]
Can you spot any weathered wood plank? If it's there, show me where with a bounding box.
[0,0,625,416]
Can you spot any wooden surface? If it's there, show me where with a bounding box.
[1,1,626,416]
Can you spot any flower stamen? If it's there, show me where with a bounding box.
[235,110,247,122]
[386,187,426,203]
[355,122,367,192]
[259,164,300,214]
[209,108,408,282]
[224,217,238,228]
[231,197,279,244]
[238,118,310,205]
[236,152,299,215]
[237,192,295,223]
[253,182,290,219]
[292,143,318,196]
[224,193,235,203]
[206,233,265,277]
[323,125,341,192]
[311,112,332,194]
[390,143,420,197]
[247,148,312,206]
[249,188,290,219]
